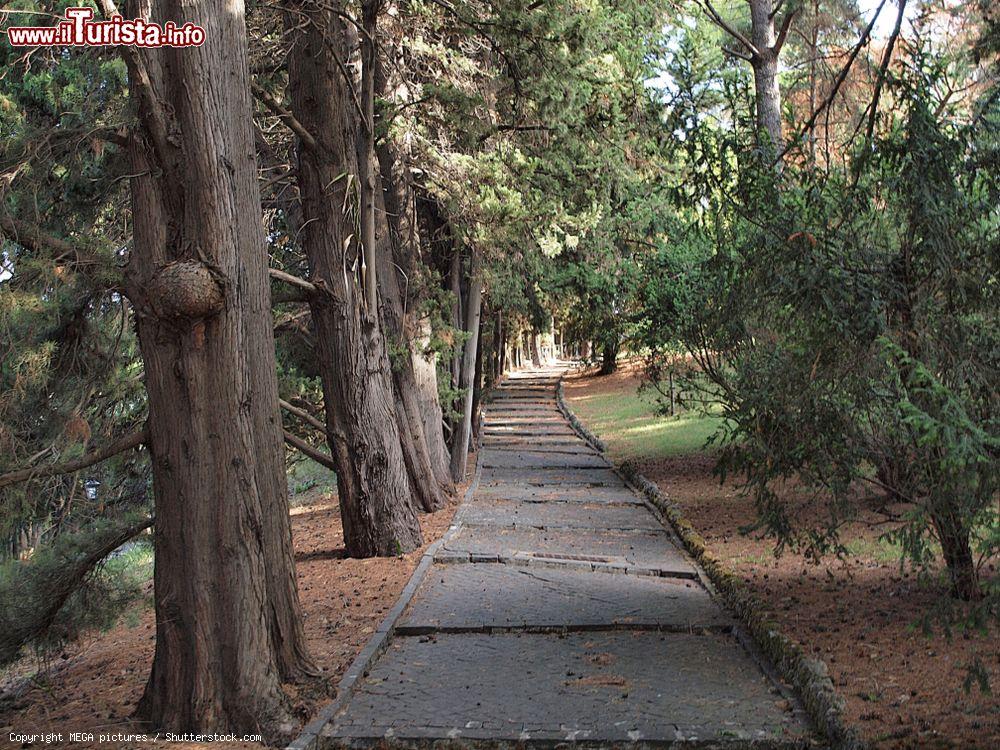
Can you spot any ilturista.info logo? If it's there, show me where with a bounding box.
[6,7,205,48]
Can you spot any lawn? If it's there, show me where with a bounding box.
[565,376,723,461]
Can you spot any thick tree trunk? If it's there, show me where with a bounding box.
[470,314,485,446]
[449,249,464,392]
[530,332,542,366]
[450,250,483,481]
[375,203,448,512]
[932,511,982,601]
[124,0,312,735]
[411,318,452,484]
[372,48,452,497]
[287,2,421,557]
[600,339,619,375]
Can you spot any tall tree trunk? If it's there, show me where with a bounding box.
[449,249,464,393]
[600,339,619,375]
[750,0,782,152]
[375,202,448,511]
[123,0,312,734]
[357,0,380,311]
[530,332,542,366]
[932,510,981,601]
[287,1,421,557]
[470,313,486,446]
[372,41,452,495]
[411,318,452,484]
[450,250,483,481]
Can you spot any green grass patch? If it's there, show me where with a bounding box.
[568,382,724,461]
[287,458,336,507]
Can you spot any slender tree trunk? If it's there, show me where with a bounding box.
[357,0,380,310]
[449,250,483,481]
[123,0,312,734]
[287,1,421,557]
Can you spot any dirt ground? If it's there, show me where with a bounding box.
[0,465,466,750]
[565,365,999,750]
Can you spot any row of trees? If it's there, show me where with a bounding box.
[1,0,671,736]
[2,0,996,736]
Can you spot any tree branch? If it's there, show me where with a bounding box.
[722,45,753,62]
[776,0,888,163]
[0,427,148,492]
[700,0,760,57]
[283,430,337,472]
[95,0,172,172]
[773,8,800,55]
[279,399,327,433]
[252,83,321,154]
[0,213,77,259]
[269,267,318,296]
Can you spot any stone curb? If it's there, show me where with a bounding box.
[285,464,483,750]
[555,373,867,750]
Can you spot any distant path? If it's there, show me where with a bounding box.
[319,365,815,747]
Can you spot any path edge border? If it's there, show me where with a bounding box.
[285,464,482,750]
[556,372,867,750]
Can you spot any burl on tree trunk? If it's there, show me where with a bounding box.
[122,0,313,736]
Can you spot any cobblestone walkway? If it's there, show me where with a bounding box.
[319,367,816,748]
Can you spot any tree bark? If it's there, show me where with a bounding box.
[449,248,464,391]
[411,319,452,484]
[449,250,483,481]
[470,313,485,445]
[600,339,619,375]
[287,1,421,557]
[121,0,312,735]
[530,332,542,366]
[932,511,982,601]
[372,44,452,495]
[749,0,782,152]
[374,207,448,511]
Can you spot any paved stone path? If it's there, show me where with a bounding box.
[320,367,815,748]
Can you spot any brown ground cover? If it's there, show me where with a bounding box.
[565,365,998,750]
[0,465,466,750]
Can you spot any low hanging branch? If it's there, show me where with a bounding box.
[279,399,327,433]
[252,83,321,154]
[269,267,318,297]
[0,515,154,667]
[0,427,149,493]
[283,430,337,472]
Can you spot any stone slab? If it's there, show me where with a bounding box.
[483,434,589,446]
[476,483,643,504]
[439,527,696,575]
[324,632,804,745]
[484,424,579,436]
[485,417,567,426]
[481,450,608,469]
[481,467,625,486]
[398,564,726,631]
[491,390,554,400]
[459,499,664,531]
[482,442,596,455]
